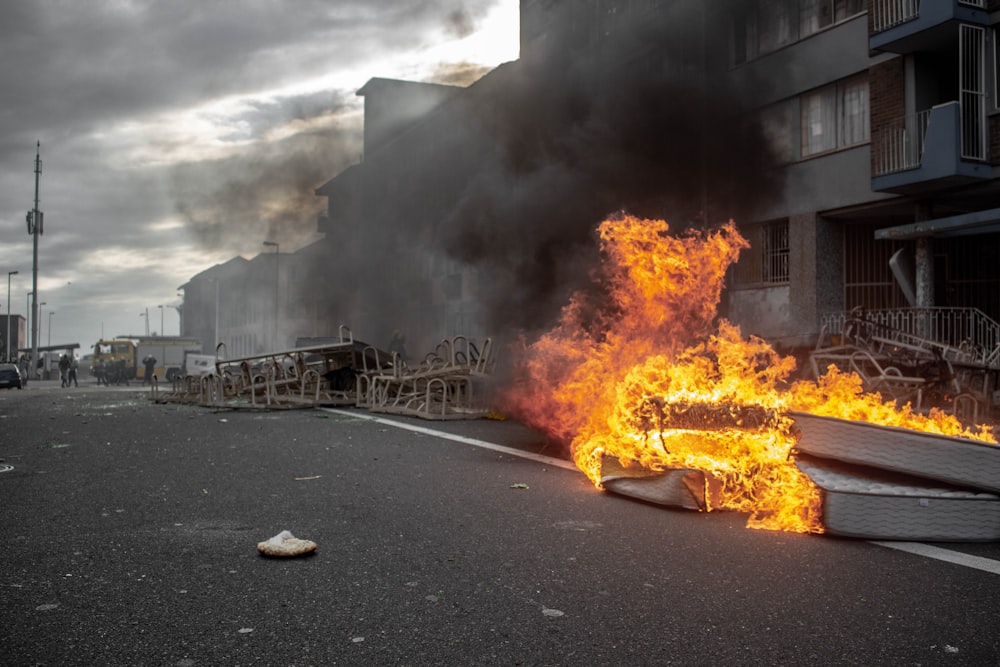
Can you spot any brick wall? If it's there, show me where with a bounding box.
[868,58,905,174]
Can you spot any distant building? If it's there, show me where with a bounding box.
[0,314,26,361]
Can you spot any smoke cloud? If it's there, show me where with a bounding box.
[169,93,363,255]
[435,4,784,340]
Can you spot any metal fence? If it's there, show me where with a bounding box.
[819,307,1000,363]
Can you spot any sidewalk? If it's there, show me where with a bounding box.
[18,376,143,391]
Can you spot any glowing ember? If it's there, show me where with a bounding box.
[502,214,995,533]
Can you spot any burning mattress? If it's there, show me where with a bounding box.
[790,411,1000,494]
[795,455,1000,542]
[599,456,714,511]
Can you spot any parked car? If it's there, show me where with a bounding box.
[0,363,23,389]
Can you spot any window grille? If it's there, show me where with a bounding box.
[732,219,790,287]
[959,24,987,161]
[843,225,907,311]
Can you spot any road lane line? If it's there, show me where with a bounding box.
[870,541,1000,575]
[322,409,1000,574]
[320,408,578,471]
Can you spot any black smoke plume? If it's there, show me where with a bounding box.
[436,3,783,340]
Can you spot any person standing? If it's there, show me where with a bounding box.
[58,354,71,388]
[143,354,157,385]
[68,356,79,387]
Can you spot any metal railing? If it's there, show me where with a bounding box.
[872,109,930,176]
[872,0,919,32]
[819,307,1000,366]
[872,0,986,34]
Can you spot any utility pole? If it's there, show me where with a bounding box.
[27,142,43,378]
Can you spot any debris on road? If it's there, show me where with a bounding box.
[256,530,317,557]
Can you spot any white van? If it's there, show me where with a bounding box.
[182,353,220,377]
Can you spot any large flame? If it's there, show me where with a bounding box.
[502,214,995,533]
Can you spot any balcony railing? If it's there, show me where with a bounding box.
[873,101,986,178]
[872,0,986,34]
[872,0,919,32]
[873,109,931,176]
[819,307,1000,366]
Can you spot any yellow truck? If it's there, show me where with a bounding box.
[92,337,202,383]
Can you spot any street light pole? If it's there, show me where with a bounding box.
[6,270,18,361]
[263,241,279,351]
[158,304,164,336]
[48,311,54,347]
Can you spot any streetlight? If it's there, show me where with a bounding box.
[48,311,55,347]
[6,270,18,361]
[139,310,149,336]
[263,241,279,350]
[158,304,164,336]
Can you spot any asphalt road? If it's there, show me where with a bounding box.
[2,380,999,666]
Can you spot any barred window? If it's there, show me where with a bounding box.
[733,219,790,286]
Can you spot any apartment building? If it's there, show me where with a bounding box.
[522,0,1000,351]
[718,0,1000,353]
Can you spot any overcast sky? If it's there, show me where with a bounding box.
[0,0,518,356]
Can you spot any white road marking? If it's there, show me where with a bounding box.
[870,541,1000,576]
[322,408,1000,574]
[320,408,578,471]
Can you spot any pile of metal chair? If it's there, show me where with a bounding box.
[810,308,999,422]
[153,327,498,420]
[358,335,496,420]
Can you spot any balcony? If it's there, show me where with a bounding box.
[870,0,987,53]
[872,101,990,194]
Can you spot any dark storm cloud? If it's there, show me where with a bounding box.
[0,0,514,348]
[0,0,500,144]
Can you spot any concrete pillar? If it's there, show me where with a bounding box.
[913,202,934,338]
[914,236,934,308]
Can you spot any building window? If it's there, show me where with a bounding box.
[733,0,865,65]
[733,219,790,287]
[799,0,864,37]
[733,0,794,64]
[800,74,869,157]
